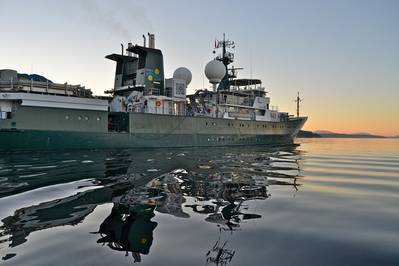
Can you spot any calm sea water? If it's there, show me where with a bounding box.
[0,138,398,266]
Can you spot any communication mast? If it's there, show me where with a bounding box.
[214,33,236,91]
[295,92,303,118]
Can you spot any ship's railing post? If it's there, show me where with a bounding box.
[30,78,33,92]
[10,77,13,90]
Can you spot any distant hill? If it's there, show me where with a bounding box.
[297,130,322,138]
[297,130,388,138]
[314,130,386,138]
[314,130,335,134]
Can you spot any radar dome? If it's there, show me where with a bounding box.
[205,60,226,84]
[173,67,192,85]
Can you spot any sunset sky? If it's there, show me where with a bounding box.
[1,0,398,136]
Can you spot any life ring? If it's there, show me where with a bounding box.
[156,100,161,107]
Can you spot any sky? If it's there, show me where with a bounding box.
[1,0,398,136]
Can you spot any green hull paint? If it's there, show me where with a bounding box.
[0,108,306,151]
[0,129,297,151]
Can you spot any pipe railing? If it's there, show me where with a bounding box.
[0,79,92,97]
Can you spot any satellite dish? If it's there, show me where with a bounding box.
[204,60,226,84]
[173,67,192,85]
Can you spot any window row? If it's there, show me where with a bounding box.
[65,115,102,121]
[205,121,286,129]
[207,136,260,142]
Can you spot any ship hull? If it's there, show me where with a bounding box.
[0,110,306,151]
[0,130,299,151]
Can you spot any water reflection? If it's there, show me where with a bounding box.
[0,146,301,264]
[1,175,137,248]
[206,227,236,266]
[97,203,157,263]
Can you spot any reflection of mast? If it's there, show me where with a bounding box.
[206,227,236,266]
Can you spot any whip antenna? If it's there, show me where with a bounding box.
[295,92,303,118]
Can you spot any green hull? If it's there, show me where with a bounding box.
[0,129,298,151]
[0,107,306,151]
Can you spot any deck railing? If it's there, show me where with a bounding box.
[0,79,92,97]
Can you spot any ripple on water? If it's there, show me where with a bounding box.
[301,145,399,203]
[0,139,398,266]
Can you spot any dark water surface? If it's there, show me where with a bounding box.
[0,139,398,265]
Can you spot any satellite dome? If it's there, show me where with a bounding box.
[173,67,192,85]
[204,60,226,84]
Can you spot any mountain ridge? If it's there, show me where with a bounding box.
[298,130,395,138]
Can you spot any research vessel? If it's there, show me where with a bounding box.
[0,34,307,151]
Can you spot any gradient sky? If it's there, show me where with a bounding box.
[1,0,398,136]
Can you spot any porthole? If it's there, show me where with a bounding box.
[96,117,101,121]
[78,116,82,120]
[65,115,70,120]
[84,116,89,121]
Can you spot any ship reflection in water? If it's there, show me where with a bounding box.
[97,204,157,263]
[0,146,301,265]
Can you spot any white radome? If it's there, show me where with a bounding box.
[204,60,226,84]
[173,67,192,85]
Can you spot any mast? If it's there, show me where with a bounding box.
[214,33,235,91]
[295,92,303,117]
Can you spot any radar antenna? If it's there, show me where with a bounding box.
[214,33,237,91]
[215,33,235,67]
[295,92,303,118]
